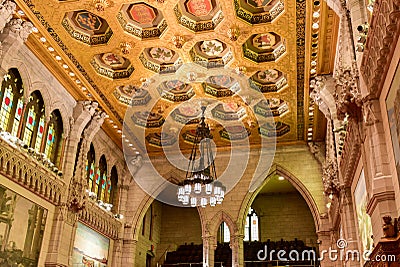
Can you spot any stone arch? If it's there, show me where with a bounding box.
[29,81,53,120]
[131,193,155,241]
[237,163,321,237]
[208,210,238,238]
[0,59,33,102]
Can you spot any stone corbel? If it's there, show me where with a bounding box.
[4,18,33,43]
[362,97,379,126]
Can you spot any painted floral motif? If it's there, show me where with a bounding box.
[253,33,276,49]
[178,104,200,117]
[257,69,279,82]
[165,80,186,92]
[101,53,125,68]
[149,47,174,62]
[130,3,157,24]
[200,40,224,56]
[186,0,213,17]
[75,11,102,31]
[246,0,273,8]
[223,101,240,112]
[208,75,233,87]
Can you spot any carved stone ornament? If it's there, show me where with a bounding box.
[6,18,33,42]
[363,99,379,126]
[0,0,16,33]
[308,141,325,165]
[382,216,397,238]
[322,158,340,196]
[310,76,330,118]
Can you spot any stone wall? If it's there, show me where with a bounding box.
[253,192,317,245]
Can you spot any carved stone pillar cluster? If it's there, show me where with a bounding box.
[230,234,244,267]
[0,0,16,33]
[0,16,33,58]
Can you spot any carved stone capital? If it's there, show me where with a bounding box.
[5,18,33,43]
[322,158,340,196]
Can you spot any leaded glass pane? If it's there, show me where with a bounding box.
[0,85,13,131]
[11,98,23,136]
[22,105,36,145]
[44,122,55,158]
[35,116,45,151]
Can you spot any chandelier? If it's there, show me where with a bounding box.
[177,106,225,207]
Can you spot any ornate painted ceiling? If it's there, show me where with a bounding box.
[15,0,338,155]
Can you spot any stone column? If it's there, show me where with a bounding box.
[317,230,335,267]
[45,206,69,267]
[364,98,397,242]
[202,235,216,267]
[340,186,361,266]
[230,234,244,267]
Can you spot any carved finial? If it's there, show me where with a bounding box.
[93,0,111,11]
[172,35,184,49]
[227,26,240,41]
[119,42,133,55]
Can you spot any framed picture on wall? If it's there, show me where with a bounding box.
[386,62,400,184]
[72,222,110,267]
[0,184,48,267]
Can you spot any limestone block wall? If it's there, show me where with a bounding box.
[134,201,162,267]
[252,192,317,245]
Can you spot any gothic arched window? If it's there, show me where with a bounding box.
[244,208,259,242]
[97,155,107,201]
[86,143,96,192]
[44,109,63,164]
[109,166,118,205]
[22,91,45,148]
[0,69,24,135]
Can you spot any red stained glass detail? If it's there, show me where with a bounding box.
[39,126,44,133]
[48,134,53,141]
[4,97,10,106]
[17,108,22,115]
[28,116,33,125]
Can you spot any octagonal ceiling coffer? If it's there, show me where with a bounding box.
[139,47,183,74]
[90,53,134,79]
[190,39,233,68]
[234,0,284,24]
[202,75,240,97]
[117,2,167,39]
[62,10,112,45]
[157,80,195,102]
[254,98,289,118]
[174,0,224,32]
[243,32,286,63]
[249,69,288,93]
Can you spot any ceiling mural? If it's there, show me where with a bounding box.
[19,0,338,153]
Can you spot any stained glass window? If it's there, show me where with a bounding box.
[0,85,13,131]
[110,166,118,207]
[34,116,45,151]
[0,69,24,135]
[223,222,230,243]
[22,105,36,145]
[94,168,101,195]
[100,173,107,201]
[11,98,23,136]
[44,123,55,157]
[106,177,112,203]
[86,144,96,191]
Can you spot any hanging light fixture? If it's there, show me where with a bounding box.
[177,106,225,208]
